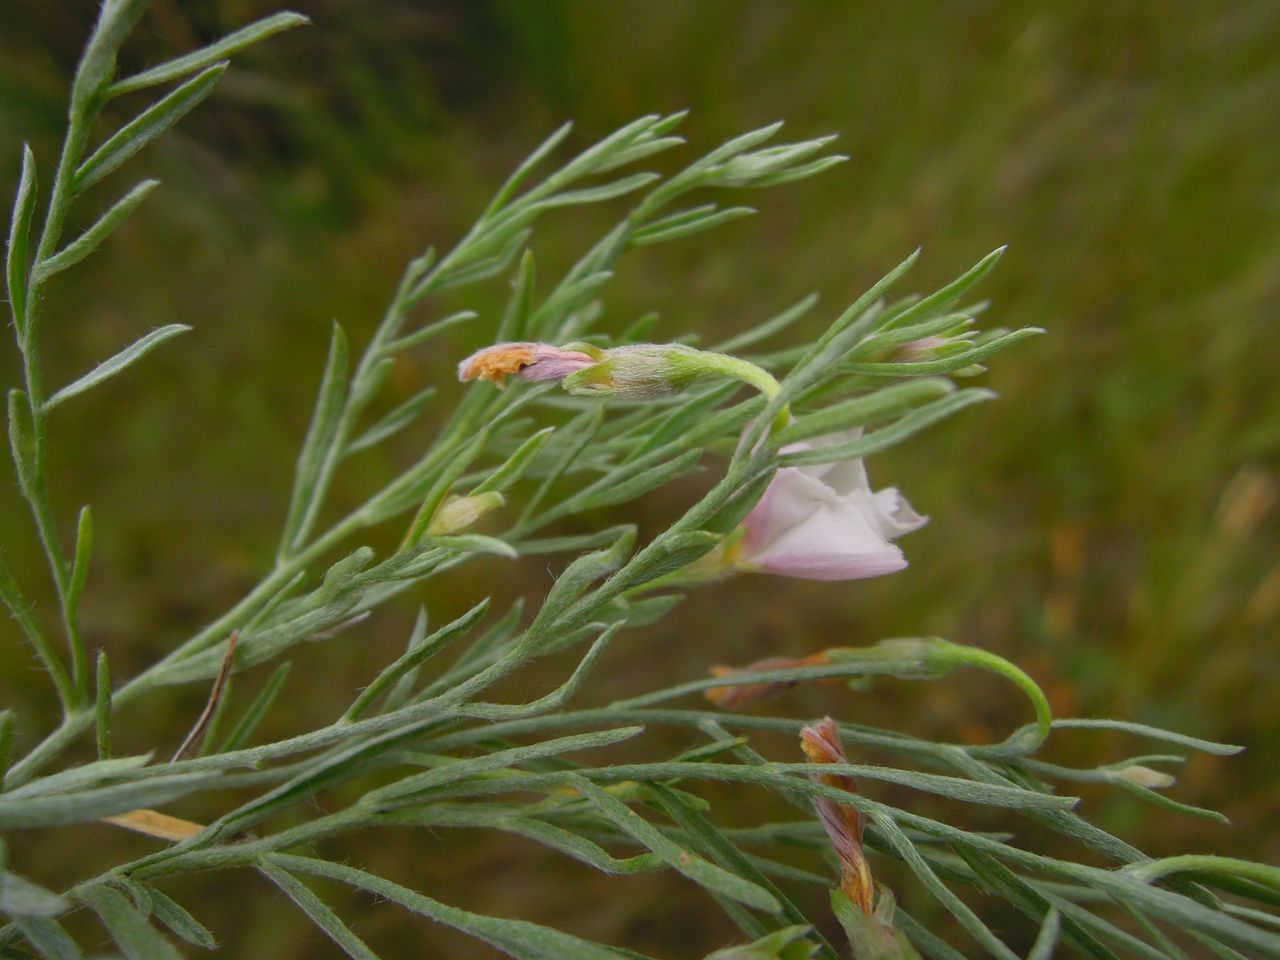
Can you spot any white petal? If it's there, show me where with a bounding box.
[867,486,929,539]
[749,499,907,581]
[742,466,837,554]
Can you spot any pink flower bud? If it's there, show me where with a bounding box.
[457,342,597,386]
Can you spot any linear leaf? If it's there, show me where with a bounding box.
[219,661,292,752]
[145,886,217,949]
[109,12,310,96]
[631,204,756,246]
[713,293,819,353]
[779,390,995,466]
[473,427,555,495]
[3,754,152,800]
[38,179,158,278]
[0,869,68,917]
[7,144,36,332]
[1048,719,1244,756]
[70,0,150,110]
[847,329,1042,377]
[95,650,111,759]
[345,386,436,455]
[0,772,219,827]
[44,324,192,410]
[779,379,956,445]
[879,247,1006,332]
[281,321,349,552]
[367,727,644,804]
[258,859,380,960]
[79,884,182,960]
[871,814,1019,960]
[75,64,227,192]
[13,916,84,960]
[1027,909,1062,960]
[275,853,632,960]
[345,600,489,721]
[570,777,781,914]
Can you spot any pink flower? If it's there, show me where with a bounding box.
[457,342,597,386]
[739,431,926,580]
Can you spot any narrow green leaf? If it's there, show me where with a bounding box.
[146,886,217,950]
[871,814,1019,960]
[345,385,437,454]
[520,404,605,524]
[879,247,1006,332]
[544,171,661,209]
[794,249,921,373]
[1048,719,1244,756]
[380,310,477,355]
[571,777,781,914]
[606,530,721,596]
[219,661,291,752]
[75,64,228,192]
[112,876,153,919]
[109,12,310,96]
[0,868,68,917]
[258,859,380,960]
[79,884,182,960]
[274,853,631,960]
[473,426,555,495]
[37,180,159,278]
[779,379,955,446]
[67,505,93,625]
[645,783,832,955]
[1027,909,1062,960]
[847,329,1042,377]
[44,324,193,410]
[0,709,12,776]
[402,808,661,875]
[635,205,758,248]
[70,0,151,110]
[703,926,819,960]
[0,554,76,712]
[281,321,349,553]
[7,144,37,333]
[780,390,995,466]
[13,915,84,960]
[2,755,153,800]
[0,772,220,828]
[527,527,636,639]
[572,448,703,511]
[95,650,111,759]
[368,726,643,804]
[484,121,573,218]
[954,846,1112,960]
[497,249,536,341]
[345,600,489,721]
[713,293,819,354]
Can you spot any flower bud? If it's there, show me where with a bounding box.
[705,652,835,710]
[457,342,596,387]
[562,344,704,400]
[1111,764,1177,789]
[800,717,874,917]
[427,492,505,536]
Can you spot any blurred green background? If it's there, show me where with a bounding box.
[2,1,1278,957]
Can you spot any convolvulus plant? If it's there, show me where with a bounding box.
[3,4,1279,958]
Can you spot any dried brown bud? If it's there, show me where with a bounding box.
[705,652,833,710]
[801,717,875,916]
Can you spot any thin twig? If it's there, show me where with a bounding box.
[171,631,238,762]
